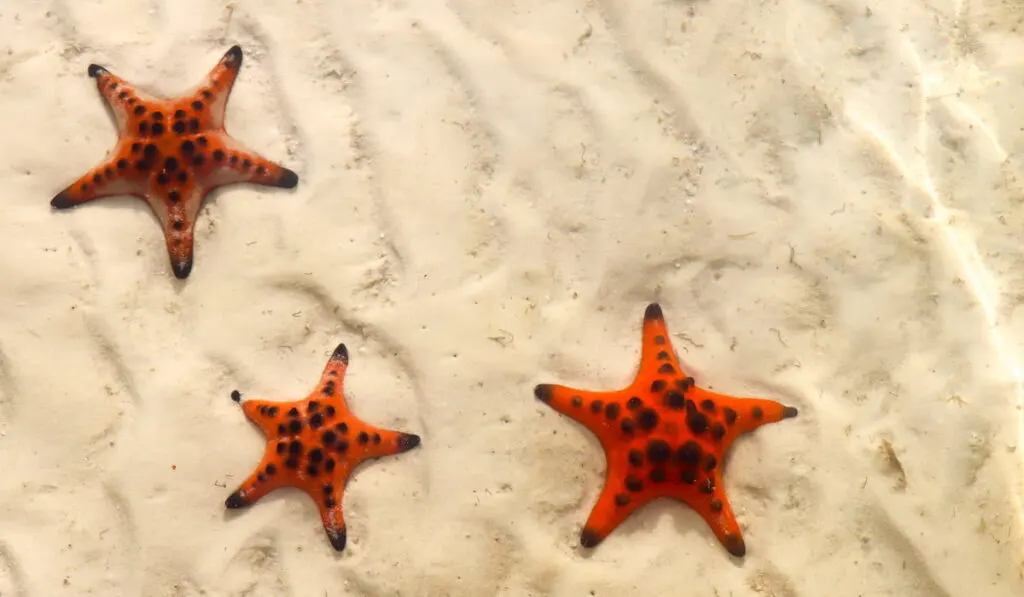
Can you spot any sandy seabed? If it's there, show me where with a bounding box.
[2,0,1024,595]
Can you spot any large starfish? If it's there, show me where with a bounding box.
[51,45,299,279]
[225,343,421,551]
[534,303,799,557]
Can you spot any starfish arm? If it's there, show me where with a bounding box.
[309,425,419,553]
[345,423,422,464]
[86,63,166,137]
[137,184,203,279]
[638,303,681,373]
[706,472,747,557]
[189,45,244,130]
[311,343,349,396]
[316,487,348,550]
[629,303,698,405]
[164,216,196,280]
[293,456,354,552]
[670,471,747,557]
[293,420,417,553]
[534,383,627,429]
[691,387,798,449]
[239,395,305,437]
[157,132,297,192]
[225,453,289,509]
[202,136,299,190]
[50,152,144,208]
[728,395,798,433]
[578,455,652,547]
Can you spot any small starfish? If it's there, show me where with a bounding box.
[225,343,421,551]
[534,303,799,557]
[51,45,299,279]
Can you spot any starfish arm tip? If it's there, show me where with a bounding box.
[782,406,799,419]
[725,533,746,557]
[225,491,246,509]
[330,343,349,364]
[225,45,244,66]
[87,64,106,78]
[326,527,347,551]
[644,303,664,321]
[397,433,421,451]
[171,259,193,279]
[275,168,299,189]
[579,528,603,548]
[533,384,553,403]
[50,191,75,209]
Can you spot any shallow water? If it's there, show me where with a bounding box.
[0,0,1022,595]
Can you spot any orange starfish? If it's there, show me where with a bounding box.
[534,303,798,557]
[51,45,299,279]
[225,343,421,551]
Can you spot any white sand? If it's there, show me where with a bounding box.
[1,0,1023,595]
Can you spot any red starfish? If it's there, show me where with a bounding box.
[50,45,299,279]
[225,343,421,551]
[534,303,798,557]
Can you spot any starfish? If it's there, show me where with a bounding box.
[225,343,421,551]
[534,303,798,557]
[50,45,299,279]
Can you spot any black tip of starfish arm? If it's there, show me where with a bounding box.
[50,191,75,209]
[330,343,349,364]
[397,433,421,451]
[782,406,799,419]
[327,527,347,551]
[644,303,663,321]
[171,259,193,279]
[275,168,299,189]
[579,528,602,548]
[224,491,246,509]
[87,64,106,78]
[533,384,553,403]
[224,45,244,68]
[725,533,747,557]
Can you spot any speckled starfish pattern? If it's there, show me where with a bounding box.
[225,343,421,551]
[534,303,799,557]
[51,45,298,279]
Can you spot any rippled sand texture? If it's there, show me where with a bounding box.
[2,0,1024,595]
